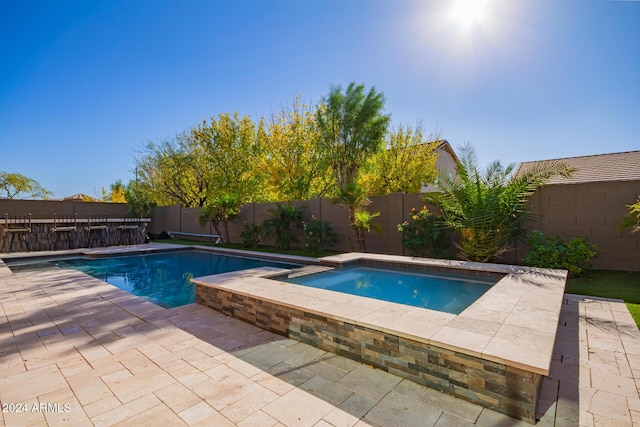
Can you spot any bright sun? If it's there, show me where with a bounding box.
[448,0,492,29]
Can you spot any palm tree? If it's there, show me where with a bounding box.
[261,204,306,250]
[353,209,382,252]
[426,143,573,262]
[197,194,241,244]
[316,82,390,251]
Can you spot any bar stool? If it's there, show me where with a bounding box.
[4,213,31,253]
[51,213,77,250]
[117,216,141,245]
[85,214,108,248]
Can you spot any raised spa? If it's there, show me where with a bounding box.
[194,252,567,424]
[282,265,498,314]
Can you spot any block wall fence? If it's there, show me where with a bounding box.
[149,193,429,255]
[515,181,640,271]
[2,181,637,271]
[150,182,640,271]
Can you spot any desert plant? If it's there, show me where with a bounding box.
[303,217,338,255]
[397,207,451,258]
[240,222,261,248]
[523,230,598,277]
[262,204,306,250]
[197,194,241,244]
[353,209,382,252]
[426,143,573,262]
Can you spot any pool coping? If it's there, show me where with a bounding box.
[192,252,568,376]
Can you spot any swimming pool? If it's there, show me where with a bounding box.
[283,265,497,314]
[6,250,301,308]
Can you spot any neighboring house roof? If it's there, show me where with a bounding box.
[514,150,640,185]
[434,139,460,166]
[64,193,100,202]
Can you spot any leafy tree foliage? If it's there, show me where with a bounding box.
[197,193,241,244]
[0,172,52,199]
[361,124,439,195]
[192,113,266,203]
[426,143,573,262]
[137,131,211,207]
[124,180,156,217]
[259,96,334,201]
[316,82,390,191]
[316,82,391,251]
[99,180,127,203]
[136,113,264,208]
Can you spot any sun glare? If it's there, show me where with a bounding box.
[448,0,492,29]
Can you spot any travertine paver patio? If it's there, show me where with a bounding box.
[1,256,639,426]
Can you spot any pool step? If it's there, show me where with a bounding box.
[287,265,334,278]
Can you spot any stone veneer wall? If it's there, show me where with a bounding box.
[0,223,146,252]
[196,284,542,423]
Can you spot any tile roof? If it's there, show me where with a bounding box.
[514,150,640,185]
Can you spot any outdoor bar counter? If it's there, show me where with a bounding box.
[0,217,150,252]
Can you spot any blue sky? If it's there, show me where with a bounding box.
[1,0,638,199]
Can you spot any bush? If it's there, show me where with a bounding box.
[240,222,261,248]
[262,204,306,250]
[397,207,451,258]
[523,230,598,277]
[304,217,338,255]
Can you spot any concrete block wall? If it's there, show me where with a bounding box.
[148,193,430,255]
[514,181,640,271]
[149,181,639,271]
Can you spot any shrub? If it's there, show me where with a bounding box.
[262,204,306,250]
[523,230,598,277]
[618,196,640,233]
[304,217,338,255]
[240,222,261,248]
[397,207,451,258]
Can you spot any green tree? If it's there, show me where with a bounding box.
[0,172,52,199]
[192,113,266,203]
[426,143,573,262]
[136,113,264,208]
[360,124,439,195]
[316,82,390,251]
[197,194,241,244]
[124,180,156,217]
[99,180,127,203]
[137,131,211,207]
[353,209,382,253]
[259,96,334,201]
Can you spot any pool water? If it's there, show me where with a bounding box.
[8,251,300,308]
[283,266,498,314]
